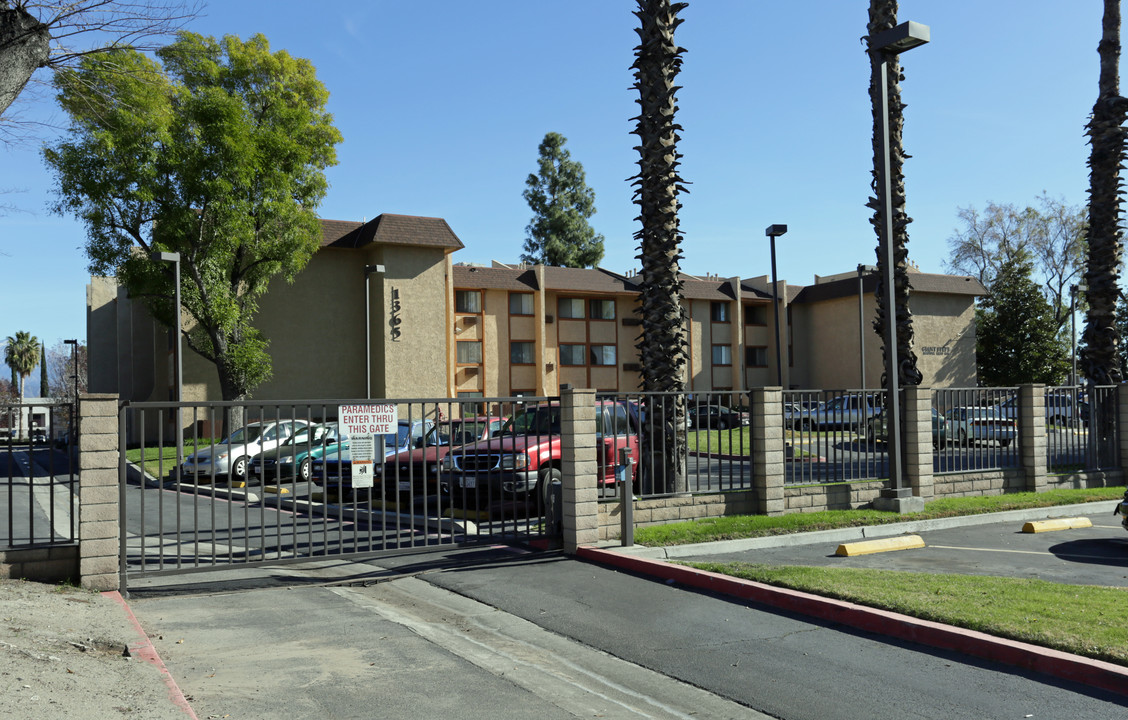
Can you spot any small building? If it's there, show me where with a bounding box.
[88,214,986,407]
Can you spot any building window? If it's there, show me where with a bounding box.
[745,304,768,325]
[560,344,586,366]
[510,341,535,364]
[457,341,482,364]
[455,290,482,314]
[589,345,616,366]
[746,346,768,367]
[458,391,484,415]
[712,345,732,366]
[558,297,585,319]
[710,301,730,322]
[509,292,533,316]
[589,299,615,320]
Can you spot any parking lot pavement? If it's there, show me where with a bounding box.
[671,505,1128,588]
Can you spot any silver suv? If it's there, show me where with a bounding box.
[180,420,309,482]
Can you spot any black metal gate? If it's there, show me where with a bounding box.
[119,398,553,590]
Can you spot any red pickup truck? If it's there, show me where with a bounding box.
[439,400,640,510]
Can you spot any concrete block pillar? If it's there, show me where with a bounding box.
[560,386,598,553]
[1119,385,1128,475]
[1019,384,1047,492]
[750,387,785,516]
[903,386,934,502]
[78,394,120,591]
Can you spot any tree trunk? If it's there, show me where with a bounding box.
[0,1,49,118]
[631,0,689,494]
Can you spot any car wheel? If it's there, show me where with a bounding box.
[800,419,812,431]
[716,419,728,430]
[999,439,1011,448]
[538,467,563,526]
[231,456,249,480]
[958,429,968,447]
[299,458,311,481]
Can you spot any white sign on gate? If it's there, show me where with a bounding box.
[338,404,398,489]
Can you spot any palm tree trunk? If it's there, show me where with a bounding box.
[631,0,689,494]
[1081,0,1127,386]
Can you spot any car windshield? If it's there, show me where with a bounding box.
[502,407,560,435]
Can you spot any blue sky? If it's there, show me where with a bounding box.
[0,0,1106,364]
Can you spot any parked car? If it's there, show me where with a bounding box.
[864,407,947,448]
[686,404,749,430]
[1115,489,1128,532]
[440,400,640,509]
[250,422,340,482]
[945,407,1016,447]
[794,394,880,431]
[179,420,310,481]
[381,418,505,503]
[30,428,47,444]
[993,393,1080,426]
[310,418,434,500]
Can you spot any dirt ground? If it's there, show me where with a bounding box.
[0,579,191,719]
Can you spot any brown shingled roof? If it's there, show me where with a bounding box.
[320,214,464,250]
[452,265,539,291]
[542,266,638,294]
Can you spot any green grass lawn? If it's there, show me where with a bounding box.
[683,562,1128,666]
[125,440,220,465]
[632,486,1126,546]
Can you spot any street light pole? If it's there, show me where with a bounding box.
[856,265,875,393]
[364,264,386,399]
[154,252,184,479]
[765,224,788,387]
[869,20,929,505]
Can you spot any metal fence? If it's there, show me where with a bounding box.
[783,389,886,485]
[1045,385,1120,473]
[1,401,78,549]
[120,398,551,579]
[932,387,1019,474]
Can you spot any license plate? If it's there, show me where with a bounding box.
[398,481,411,491]
[459,477,477,489]
[253,466,262,475]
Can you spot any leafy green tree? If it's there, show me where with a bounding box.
[976,259,1070,385]
[44,32,342,404]
[521,132,605,268]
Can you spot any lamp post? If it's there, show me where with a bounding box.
[857,265,877,393]
[869,20,929,504]
[154,252,184,478]
[364,264,386,399]
[765,224,788,387]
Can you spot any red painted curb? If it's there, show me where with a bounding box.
[104,591,199,719]
[577,546,1128,698]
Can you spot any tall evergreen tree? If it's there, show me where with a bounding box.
[976,259,1070,386]
[521,132,605,268]
[631,0,689,493]
[39,342,48,398]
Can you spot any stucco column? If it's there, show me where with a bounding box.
[78,394,120,591]
[902,386,934,502]
[560,386,598,552]
[1019,384,1047,492]
[750,387,784,516]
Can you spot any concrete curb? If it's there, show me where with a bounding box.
[577,546,1128,699]
[104,591,199,719]
[603,500,1120,559]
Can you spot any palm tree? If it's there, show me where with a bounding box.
[867,0,923,390]
[4,331,40,438]
[630,0,689,493]
[1081,0,1127,386]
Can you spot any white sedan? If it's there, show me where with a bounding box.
[945,407,1016,447]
